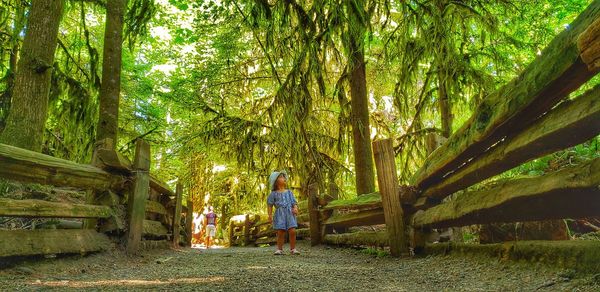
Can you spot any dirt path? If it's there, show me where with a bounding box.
[1,241,599,291]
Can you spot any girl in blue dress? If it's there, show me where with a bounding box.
[267,171,300,255]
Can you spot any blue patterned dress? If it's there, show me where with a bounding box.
[267,189,298,230]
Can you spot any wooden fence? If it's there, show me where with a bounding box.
[228,200,310,246]
[303,1,600,257]
[0,138,191,258]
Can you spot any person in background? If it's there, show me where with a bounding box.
[267,171,300,255]
[192,212,204,246]
[204,206,218,248]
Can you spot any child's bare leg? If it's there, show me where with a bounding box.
[276,230,286,250]
[288,228,296,250]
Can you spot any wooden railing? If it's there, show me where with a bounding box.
[228,200,310,246]
[0,138,190,258]
[405,2,600,255]
[304,1,600,258]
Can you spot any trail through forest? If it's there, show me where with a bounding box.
[1,241,599,291]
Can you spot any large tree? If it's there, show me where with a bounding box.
[347,0,376,195]
[96,0,127,146]
[0,0,64,151]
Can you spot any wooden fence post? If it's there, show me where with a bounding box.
[172,182,183,248]
[228,219,235,246]
[373,139,407,257]
[243,214,251,246]
[126,139,150,254]
[84,138,112,230]
[307,183,321,246]
[185,199,194,247]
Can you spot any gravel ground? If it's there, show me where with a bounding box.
[1,241,599,291]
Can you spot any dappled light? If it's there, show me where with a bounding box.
[1,0,600,290]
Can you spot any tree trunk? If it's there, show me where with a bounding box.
[347,0,375,196]
[0,4,26,131]
[0,0,63,151]
[96,0,126,146]
[438,66,452,138]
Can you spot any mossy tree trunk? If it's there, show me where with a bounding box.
[0,3,26,131]
[0,0,63,151]
[96,0,126,146]
[347,0,375,196]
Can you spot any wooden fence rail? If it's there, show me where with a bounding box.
[412,2,600,193]
[299,1,600,260]
[0,138,187,258]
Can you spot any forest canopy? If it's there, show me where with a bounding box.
[0,0,598,218]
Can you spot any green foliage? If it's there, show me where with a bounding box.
[0,0,597,216]
[360,247,390,258]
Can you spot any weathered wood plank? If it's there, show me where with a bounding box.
[425,241,600,273]
[324,208,385,228]
[96,148,133,173]
[413,157,600,229]
[321,192,382,211]
[0,229,111,257]
[126,139,150,254]
[0,198,113,218]
[150,175,175,196]
[242,214,251,246]
[578,16,600,71]
[255,236,277,245]
[255,229,277,239]
[185,200,193,247]
[172,182,183,247]
[422,84,600,201]
[145,200,168,215]
[307,183,321,246]
[296,213,309,223]
[323,231,389,247]
[373,139,408,256]
[412,1,600,191]
[0,143,119,190]
[93,138,132,173]
[143,219,168,238]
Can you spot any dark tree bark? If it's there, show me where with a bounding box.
[96,0,126,146]
[0,0,64,151]
[347,0,375,196]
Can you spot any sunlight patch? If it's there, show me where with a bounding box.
[30,277,226,288]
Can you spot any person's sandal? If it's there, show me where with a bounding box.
[274,249,284,255]
[290,249,300,255]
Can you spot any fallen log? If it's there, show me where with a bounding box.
[422,84,600,201]
[413,157,600,229]
[0,143,121,190]
[412,2,600,191]
[0,198,113,218]
[0,229,111,257]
